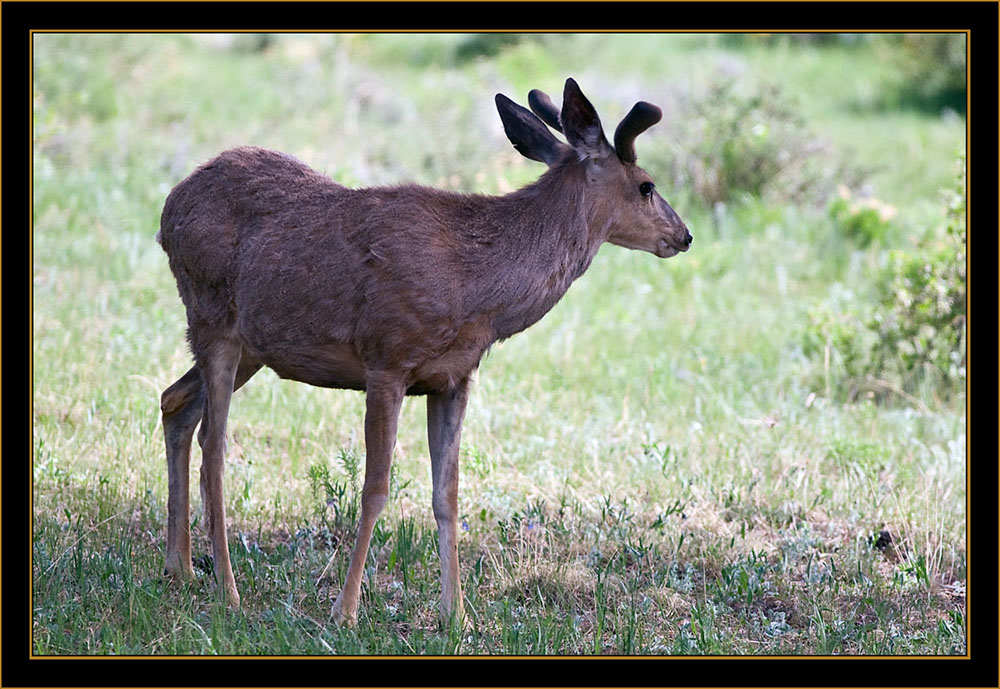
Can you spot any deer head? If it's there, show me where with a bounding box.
[496,77,692,258]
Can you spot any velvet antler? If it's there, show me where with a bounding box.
[613,101,662,163]
[527,89,563,133]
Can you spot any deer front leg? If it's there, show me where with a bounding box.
[332,374,405,628]
[427,378,470,627]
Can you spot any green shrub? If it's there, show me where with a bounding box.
[804,154,966,403]
[882,34,966,112]
[720,33,870,48]
[869,155,966,394]
[802,285,877,399]
[668,76,861,208]
[827,186,897,247]
[455,34,536,61]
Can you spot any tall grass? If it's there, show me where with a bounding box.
[32,33,966,655]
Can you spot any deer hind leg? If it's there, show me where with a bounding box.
[161,352,262,588]
[162,366,205,581]
[195,339,242,605]
[332,373,405,627]
[427,378,470,627]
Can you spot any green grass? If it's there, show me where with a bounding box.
[32,33,966,655]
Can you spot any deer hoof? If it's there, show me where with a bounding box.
[331,596,357,628]
[163,557,196,582]
[225,587,241,609]
[438,603,466,630]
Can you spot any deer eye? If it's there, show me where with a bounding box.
[639,181,655,197]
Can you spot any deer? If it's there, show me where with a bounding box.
[157,78,691,628]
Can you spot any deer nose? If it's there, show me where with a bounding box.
[682,231,693,248]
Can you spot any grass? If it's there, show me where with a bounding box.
[32,32,966,656]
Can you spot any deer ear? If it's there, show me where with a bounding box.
[560,78,612,159]
[495,94,569,167]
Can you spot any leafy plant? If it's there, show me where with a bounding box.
[667,76,860,208]
[868,154,965,396]
[828,185,897,247]
[802,284,877,399]
[804,154,966,402]
[879,33,966,112]
[308,455,358,532]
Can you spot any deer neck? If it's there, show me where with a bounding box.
[477,165,611,342]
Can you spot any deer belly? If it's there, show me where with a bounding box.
[257,341,368,391]
[407,330,491,394]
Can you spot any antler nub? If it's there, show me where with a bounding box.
[613,101,662,163]
[527,89,563,133]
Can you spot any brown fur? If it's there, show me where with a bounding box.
[158,79,691,625]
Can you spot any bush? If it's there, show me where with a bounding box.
[827,186,897,247]
[802,286,878,398]
[455,34,534,61]
[879,34,966,112]
[868,154,966,394]
[804,154,966,404]
[667,76,862,208]
[720,33,871,48]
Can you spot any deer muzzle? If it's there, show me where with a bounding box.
[655,228,692,258]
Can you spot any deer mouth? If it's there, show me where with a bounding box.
[655,237,689,258]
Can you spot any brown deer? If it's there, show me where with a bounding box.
[157,78,691,628]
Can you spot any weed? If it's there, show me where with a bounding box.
[802,154,966,404]
[663,75,863,209]
[828,185,896,247]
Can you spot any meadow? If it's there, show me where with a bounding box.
[32,33,967,656]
